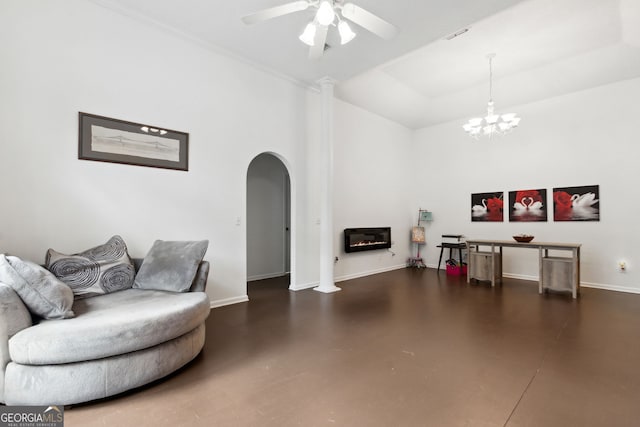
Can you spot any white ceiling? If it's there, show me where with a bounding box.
[93,0,640,129]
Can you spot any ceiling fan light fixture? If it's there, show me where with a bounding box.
[316,0,335,26]
[338,20,355,44]
[242,0,397,59]
[299,22,317,46]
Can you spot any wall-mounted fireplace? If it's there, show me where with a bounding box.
[344,227,391,253]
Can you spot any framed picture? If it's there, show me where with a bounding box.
[553,185,600,221]
[78,112,189,171]
[471,191,504,222]
[509,188,548,222]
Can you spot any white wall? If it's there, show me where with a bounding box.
[333,100,414,281]
[0,0,320,306]
[247,153,290,281]
[413,77,640,293]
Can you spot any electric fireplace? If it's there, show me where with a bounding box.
[343,227,391,253]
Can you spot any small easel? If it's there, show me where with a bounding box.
[407,209,432,268]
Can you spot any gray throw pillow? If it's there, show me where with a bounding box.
[0,254,74,319]
[45,235,135,299]
[133,240,208,292]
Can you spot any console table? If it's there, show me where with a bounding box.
[465,239,581,298]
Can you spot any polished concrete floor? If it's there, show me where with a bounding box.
[65,268,640,426]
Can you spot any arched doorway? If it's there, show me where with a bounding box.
[246,153,291,293]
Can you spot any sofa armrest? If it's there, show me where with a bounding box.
[189,261,210,292]
[0,283,32,340]
[131,259,210,293]
[0,283,33,403]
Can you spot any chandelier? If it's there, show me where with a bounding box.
[463,53,520,138]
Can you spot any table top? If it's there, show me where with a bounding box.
[466,239,581,250]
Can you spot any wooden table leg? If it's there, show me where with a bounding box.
[572,247,579,299]
[538,247,543,294]
[466,242,471,283]
[490,244,495,287]
[499,246,503,283]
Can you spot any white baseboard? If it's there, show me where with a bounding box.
[247,272,286,282]
[459,270,640,295]
[503,272,539,281]
[289,264,406,291]
[497,273,640,295]
[210,295,249,308]
[580,282,640,294]
[335,264,407,283]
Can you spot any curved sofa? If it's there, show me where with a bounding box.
[0,260,210,406]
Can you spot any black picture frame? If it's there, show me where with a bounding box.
[78,112,189,171]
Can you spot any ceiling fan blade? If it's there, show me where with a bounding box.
[242,1,310,25]
[309,24,328,60]
[341,3,398,40]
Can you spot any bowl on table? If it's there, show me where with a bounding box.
[513,234,534,243]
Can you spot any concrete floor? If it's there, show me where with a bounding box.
[65,268,640,426]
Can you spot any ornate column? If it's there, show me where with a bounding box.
[314,77,341,293]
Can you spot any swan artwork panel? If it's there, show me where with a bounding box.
[553,185,600,221]
[471,191,504,222]
[509,189,548,222]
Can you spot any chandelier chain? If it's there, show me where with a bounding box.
[488,56,493,102]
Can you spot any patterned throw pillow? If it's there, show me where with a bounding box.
[45,235,135,299]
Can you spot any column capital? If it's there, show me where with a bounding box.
[316,76,337,88]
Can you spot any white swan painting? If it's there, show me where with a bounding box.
[513,196,544,211]
[509,189,548,222]
[553,185,600,221]
[471,192,504,222]
[472,199,487,213]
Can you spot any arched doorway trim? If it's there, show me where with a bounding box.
[245,151,296,293]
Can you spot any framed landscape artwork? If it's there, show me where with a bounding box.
[553,185,600,221]
[509,188,548,222]
[78,112,189,171]
[471,191,504,222]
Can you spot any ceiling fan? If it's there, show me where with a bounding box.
[241,0,398,59]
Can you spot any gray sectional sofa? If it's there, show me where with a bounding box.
[0,259,211,406]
